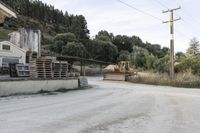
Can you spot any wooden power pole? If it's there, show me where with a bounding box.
[163,7,181,81]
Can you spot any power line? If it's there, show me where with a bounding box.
[174,0,180,6]
[154,1,195,38]
[173,0,200,25]
[149,0,192,40]
[180,19,200,36]
[153,0,168,9]
[116,0,192,40]
[163,7,181,80]
[175,29,191,40]
[174,0,200,24]
[151,0,197,38]
[179,10,200,25]
[116,0,162,21]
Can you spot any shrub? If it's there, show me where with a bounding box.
[129,72,200,88]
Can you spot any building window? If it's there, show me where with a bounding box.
[2,45,10,50]
[2,58,19,66]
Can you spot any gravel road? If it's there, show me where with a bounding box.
[1,77,200,133]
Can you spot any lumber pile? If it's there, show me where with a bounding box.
[52,62,68,78]
[29,58,68,79]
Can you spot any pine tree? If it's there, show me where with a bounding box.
[187,37,200,55]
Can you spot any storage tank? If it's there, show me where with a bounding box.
[9,28,41,57]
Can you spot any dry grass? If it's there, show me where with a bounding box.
[73,65,102,76]
[130,71,200,88]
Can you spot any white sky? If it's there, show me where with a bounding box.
[41,0,200,52]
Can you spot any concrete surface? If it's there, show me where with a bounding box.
[0,77,200,133]
[0,79,78,96]
[79,76,88,88]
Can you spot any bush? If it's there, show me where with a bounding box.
[154,55,169,73]
[129,72,200,88]
[54,32,77,44]
[175,55,200,75]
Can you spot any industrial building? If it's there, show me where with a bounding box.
[0,28,41,69]
[9,28,41,57]
[0,41,26,67]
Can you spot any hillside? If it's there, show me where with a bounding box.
[0,0,169,72]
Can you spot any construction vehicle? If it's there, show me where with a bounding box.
[103,61,137,81]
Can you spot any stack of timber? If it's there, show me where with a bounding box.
[37,58,52,78]
[29,58,68,79]
[29,58,53,78]
[52,62,68,78]
[29,59,37,78]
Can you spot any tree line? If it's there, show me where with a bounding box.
[50,30,169,73]
[1,0,170,73]
[1,0,89,42]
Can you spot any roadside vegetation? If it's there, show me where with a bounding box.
[130,38,200,88]
[130,71,200,88]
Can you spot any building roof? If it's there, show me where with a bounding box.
[0,41,26,53]
[0,1,17,20]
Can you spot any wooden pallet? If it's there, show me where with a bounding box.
[52,62,68,78]
[29,58,52,78]
[29,58,69,79]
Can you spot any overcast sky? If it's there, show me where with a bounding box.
[41,0,200,52]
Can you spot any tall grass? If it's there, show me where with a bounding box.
[130,71,200,88]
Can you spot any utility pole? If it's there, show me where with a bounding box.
[162,6,181,81]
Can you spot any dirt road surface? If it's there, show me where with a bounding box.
[1,77,200,133]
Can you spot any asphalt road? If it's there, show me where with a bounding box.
[1,77,200,133]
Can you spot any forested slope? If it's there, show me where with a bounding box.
[0,0,169,72]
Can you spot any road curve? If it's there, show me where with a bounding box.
[0,77,200,133]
